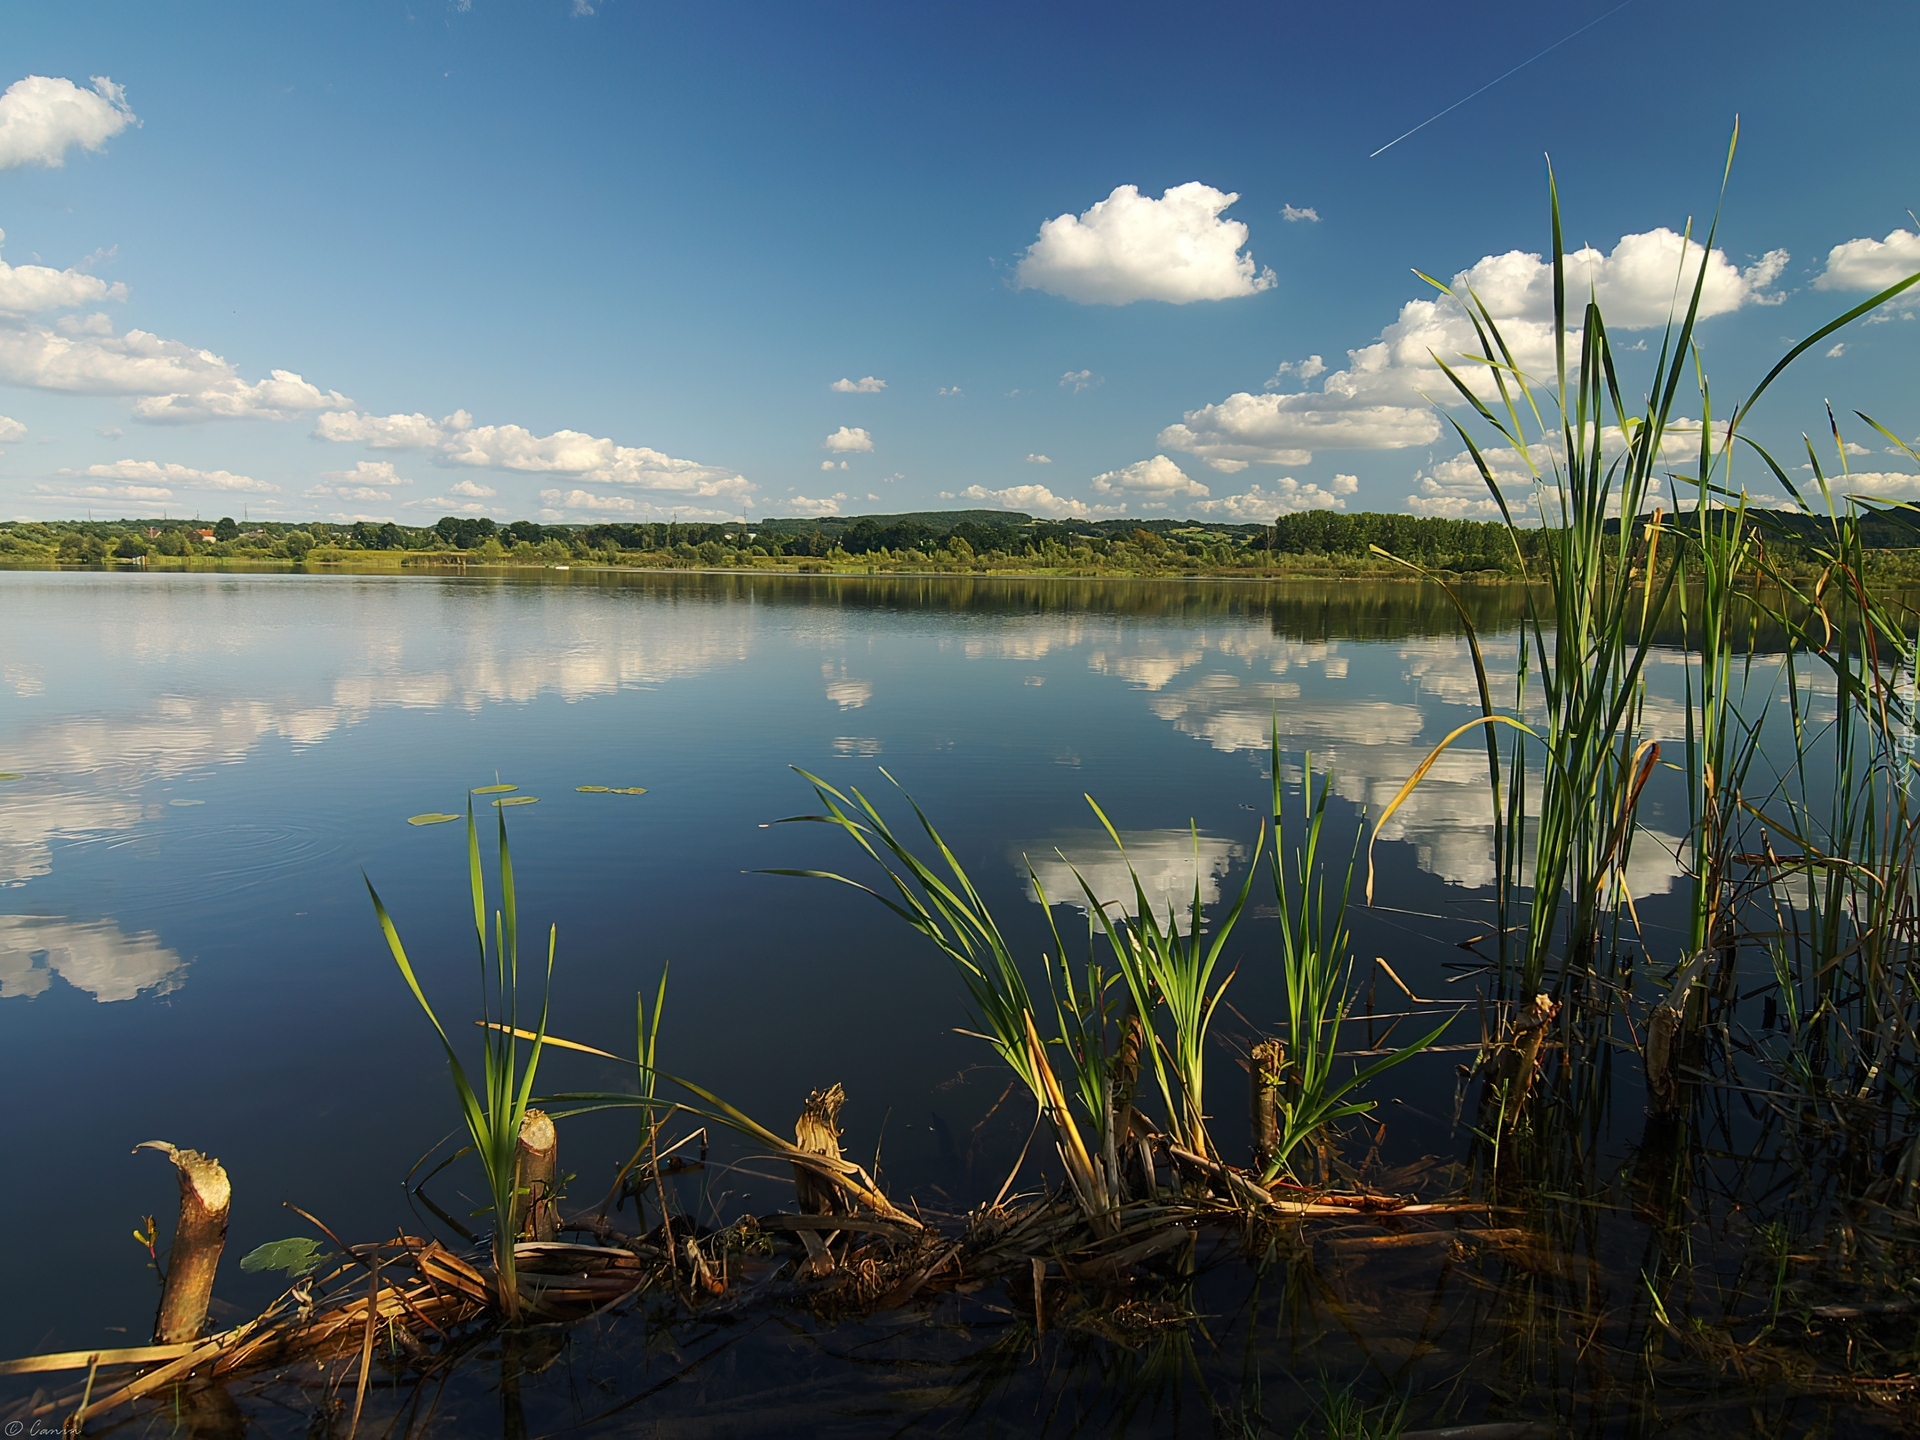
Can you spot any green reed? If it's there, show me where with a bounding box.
[782,760,1453,1206]
[774,768,1124,1220]
[1379,127,1920,1012]
[1268,731,1450,1182]
[1070,801,1263,1164]
[368,796,554,1320]
[1740,434,1920,1169]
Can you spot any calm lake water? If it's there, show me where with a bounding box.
[5,568,1844,1435]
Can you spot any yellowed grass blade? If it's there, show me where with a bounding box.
[479,1020,621,1061]
[1021,1011,1106,1219]
[1367,715,1536,905]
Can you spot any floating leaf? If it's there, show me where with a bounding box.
[575,785,611,793]
[0,772,20,781]
[610,787,648,796]
[408,813,461,826]
[168,798,205,807]
[471,783,517,795]
[493,796,539,807]
[239,1236,329,1277]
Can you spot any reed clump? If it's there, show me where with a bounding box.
[1358,134,1920,1346]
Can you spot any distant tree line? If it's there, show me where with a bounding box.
[5,505,1910,575]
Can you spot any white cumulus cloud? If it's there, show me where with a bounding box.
[0,231,349,421]
[1282,204,1320,223]
[0,272,351,426]
[1820,470,1920,501]
[1189,475,1359,520]
[36,480,174,502]
[831,376,886,393]
[1015,182,1275,305]
[1159,394,1436,468]
[0,415,23,442]
[784,493,846,516]
[0,250,126,316]
[822,426,873,453]
[1089,454,1209,501]
[1265,355,1325,388]
[952,483,1106,519]
[313,409,463,449]
[1026,453,1052,464]
[316,408,752,500]
[1161,227,1785,469]
[1816,230,1920,292]
[1406,422,1728,518]
[321,460,409,488]
[72,459,277,493]
[134,368,351,423]
[0,76,137,171]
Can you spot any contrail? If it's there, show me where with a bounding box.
[1369,0,1636,159]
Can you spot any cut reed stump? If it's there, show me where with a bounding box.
[1250,1039,1284,1174]
[138,1141,230,1344]
[1645,950,1711,1117]
[514,1108,559,1243]
[793,1085,851,1216]
[793,1085,850,1275]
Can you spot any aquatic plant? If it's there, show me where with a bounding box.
[773,769,1129,1221]
[1071,801,1262,1165]
[1266,733,1451,1182]
[367,794,554,1321]
[1365,130,1920,1187]
[780,761,1454,1205]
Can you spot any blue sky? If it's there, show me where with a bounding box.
[1,0,1917,524]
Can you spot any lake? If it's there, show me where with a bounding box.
[0,568,1879,1436]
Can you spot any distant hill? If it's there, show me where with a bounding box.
[755,509,1034,533]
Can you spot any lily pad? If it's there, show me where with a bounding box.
[168,798,206,807]
[610,786,648,795]
[471,783,517,795]
[0,772,20,781]
[576,785,611,793]
[408,813,461,826]
[493,796,539,807]
[239,1236,329,1278]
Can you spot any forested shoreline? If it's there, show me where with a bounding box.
[6,504,1916,580]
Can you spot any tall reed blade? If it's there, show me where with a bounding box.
[369,795,554,1320]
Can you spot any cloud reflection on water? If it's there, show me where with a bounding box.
[1077,626,1695,898]
[0,915,186,1002]
[1024,829,1245,920]
[0,588,761,890]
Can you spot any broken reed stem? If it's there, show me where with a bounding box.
[1645,950,1712,1117]
[1483,994,1560,1134]
[513,1109,559,1243]
[1250,1039,1284,1173]
[139,1142,231,1345]
[346,1260,380,1440]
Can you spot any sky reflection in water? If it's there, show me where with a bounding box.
[0,567,1719,1359]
